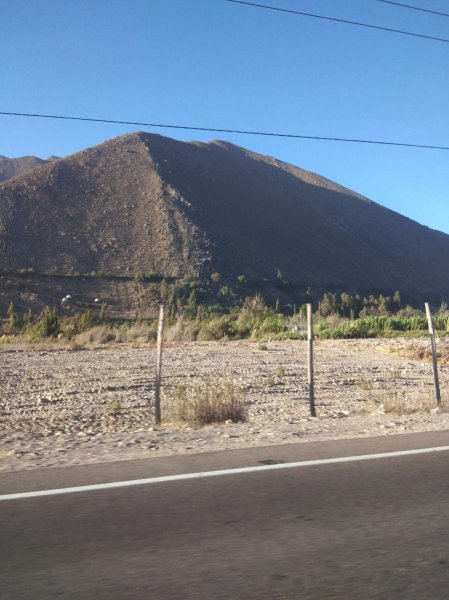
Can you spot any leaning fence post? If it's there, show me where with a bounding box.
[154,304,165,424]
[307,303,316,417]
[424,302,441,406]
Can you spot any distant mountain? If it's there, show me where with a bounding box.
[0,131,448,309]
[0,155,59,182]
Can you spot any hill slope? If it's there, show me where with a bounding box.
[0,132,448,307]
[0,155,58,182]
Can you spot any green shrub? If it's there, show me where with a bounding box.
[62,310,102,339]
[219,285,233,297]
[198,315,234,341]
[253,314,287,338]
[28,307,61,340]
[327,319,373,339]
[234,295,268,337]
[324,314,440,339]
[16,267,35,275]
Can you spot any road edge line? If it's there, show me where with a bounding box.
[2,445,449,501]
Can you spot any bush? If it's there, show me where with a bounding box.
[164,316,201,342]
[323,314,439,339]
[16,267,35,275]
[198,315,234,341]
[115,322,157,343]
[62,310,103,339]
[169,382,247,425]
[326,319,373,339]
[27,307,61,340]
[234,295,268,337]
[7,302,21,333]
[73,325,115,346]
[252,314,287,338]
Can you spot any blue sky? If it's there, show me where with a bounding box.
[1,0,448,232]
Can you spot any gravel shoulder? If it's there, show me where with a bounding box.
[2,338,449,473]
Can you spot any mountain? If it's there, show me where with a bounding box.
[0,155,59,182]
[0,131,448,312]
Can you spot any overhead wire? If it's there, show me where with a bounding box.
[224,0,449,44]
[374,0,449,19]
[1,111,448,150]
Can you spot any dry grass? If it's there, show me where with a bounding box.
[115,322,156,343]
[383,341,449,365]
[378,391,444,415]
[275,366,286,378]
[164,317,199,342]
[109,397,123,414]
[168,381,247,425]
[70,322,156,347]
[354,379,375,391]
[73,325,115,347]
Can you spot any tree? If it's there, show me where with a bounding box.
[159,279,169,304]
[7,302,20,332]
[186,289,198,318]
[319,292,338,317]
[377,294,391,316]
[34,307,61,338]
[167,286,178,316]
[340,292,356,318]
[219,285,232,297]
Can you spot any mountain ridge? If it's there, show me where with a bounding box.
[0,154,59,182]
[0,131,448,313]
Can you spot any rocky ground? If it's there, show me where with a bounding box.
[1,338,449,472]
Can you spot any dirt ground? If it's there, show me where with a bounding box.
[1,338,449,472]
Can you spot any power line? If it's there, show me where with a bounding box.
[374,0,449,19]
[224,0,449,44]
[1,111,448,151]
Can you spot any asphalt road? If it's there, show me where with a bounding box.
[2,431,449,599]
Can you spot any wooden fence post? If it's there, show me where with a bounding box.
[424,302,441,406]
[307,303,316,417]
[154,304,165,424]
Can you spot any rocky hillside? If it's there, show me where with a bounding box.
[1,131,449,310]
[0,155,58,182]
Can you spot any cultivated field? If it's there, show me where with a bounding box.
[1,338,449,472]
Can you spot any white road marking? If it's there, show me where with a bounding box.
[2,445,449,501]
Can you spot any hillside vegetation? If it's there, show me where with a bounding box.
[2,289,448,345]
